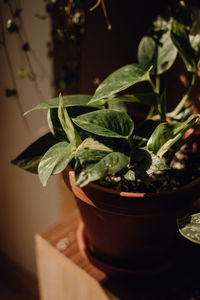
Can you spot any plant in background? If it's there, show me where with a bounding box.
[12,1,200,243]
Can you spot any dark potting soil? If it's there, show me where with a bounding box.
[96,144,200,193]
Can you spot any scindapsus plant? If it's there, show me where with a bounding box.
[12,2,200,245]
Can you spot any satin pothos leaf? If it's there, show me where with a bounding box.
[75,149,110,165]
[25,94,92,115]
[177,213,200,244]
[124,147,169,180]
[75,151,130,187]
[38,141,76,186]
[72,109,134,139]
[76,137,113,153]
[138,16,177,74]
[147,114,200,157]
[58,94,82,145]
[104,92,158,108]
[171,19,196,72]
[89,64,151,104]
[11,133,59,173]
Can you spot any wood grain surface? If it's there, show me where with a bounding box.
[36,209,200,300]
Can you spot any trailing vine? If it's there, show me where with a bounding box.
[0,0,87,97]
[90,0,111,30]
[45,0,86,93]
[0,2,31,132]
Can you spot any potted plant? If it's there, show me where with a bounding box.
[12,2,200,277]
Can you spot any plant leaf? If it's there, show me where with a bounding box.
[108,100,127,112]
[104,92,158,107]
[38,141,76,186]
[66,106,98,118]
[177,213,200,244]
[24,94,92,115]
[11,133,59,173]
[75,149,110,165]
[138,16,177,74]
[58,94,81,145]
[189,10,200,66]
[47,108,66,139]
[124,147,169,181]
[147,114,200,157]
[89,64,151,104]
[72,109,134,138]
[156,89,166,121]
[76,137,113,153]
[124,170,137,181]
[171,19,196,72]
[75,151,130,187]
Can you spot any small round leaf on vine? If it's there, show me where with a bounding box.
[6,19,18,33]
[22,43,30,52]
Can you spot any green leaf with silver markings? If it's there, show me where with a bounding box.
[147,114,200,157]
[177,213,200,244]
[11,133,59,174]
[24,94,93,115]
[75,151,130,187]
[138,16,177,74]
[76,137,113,153]
[124,147,169,180]
[72,109,134,139]
[58,94,81,144]
[171,19,196,72]
[89,64,151,104]
[38,141,76,186]
[108,100,127,112]
[75,149,110,165]
[104,92,158,108]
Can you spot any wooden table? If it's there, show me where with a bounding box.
[35,210,200,300]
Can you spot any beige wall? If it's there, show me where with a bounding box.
[0,0,61,275]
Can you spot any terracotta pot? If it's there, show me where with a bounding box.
[67,171,200,277]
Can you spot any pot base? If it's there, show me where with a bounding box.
[76,221,174,279]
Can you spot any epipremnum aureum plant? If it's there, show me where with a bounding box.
[12,1,200,222]
[12,3,200,189]
[11,2,200,243]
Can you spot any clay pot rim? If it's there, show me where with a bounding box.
[69,171,200,198]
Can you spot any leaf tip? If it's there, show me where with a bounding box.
[39,176,48,187]
[24,110,30,116]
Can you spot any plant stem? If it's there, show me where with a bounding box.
[155,74,160,94]
[152,71,197,121]
[167,71,197,118]
[7,1,36,81]
[7,1,42,94]
[90,0,111,30]
[146,106,155,119]
[147,74,160,119]
[148,76,156,91]
[148,75,160,94]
